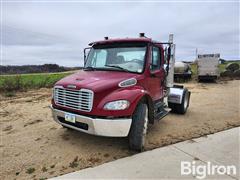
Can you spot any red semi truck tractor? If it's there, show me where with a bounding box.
[51,34,190,151]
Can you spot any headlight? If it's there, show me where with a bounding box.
[119,78,137,87]
[104,100,130,110]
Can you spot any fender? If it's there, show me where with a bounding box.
[97,85,153,118]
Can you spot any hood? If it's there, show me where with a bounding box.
[55,70,139,92]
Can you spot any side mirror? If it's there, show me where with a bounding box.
[84,47,91,66]
[167,46,171,62]
[165,46,171,75]
[164,47,168,63]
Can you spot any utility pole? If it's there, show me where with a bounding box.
[195,48,198,60]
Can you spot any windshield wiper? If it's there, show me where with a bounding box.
[105,65,133,73]
[83,66,95,71]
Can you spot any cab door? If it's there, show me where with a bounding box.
[147,46,165,101]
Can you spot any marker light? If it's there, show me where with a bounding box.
[119,78,137,87]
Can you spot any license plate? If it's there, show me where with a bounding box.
[65,113,76,123]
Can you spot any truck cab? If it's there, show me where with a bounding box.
[51,34,190,151]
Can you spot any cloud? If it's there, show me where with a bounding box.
[1,1,239,66]
[3,25,62,46]
[3,44,84,66]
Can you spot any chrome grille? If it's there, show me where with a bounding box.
[54,87,94,112]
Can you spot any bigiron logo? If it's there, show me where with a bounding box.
[181,161,237,179]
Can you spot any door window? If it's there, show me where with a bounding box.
[151,46,161,72]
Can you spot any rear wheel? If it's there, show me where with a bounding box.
[169,89,190,114]
[128,103,149,151]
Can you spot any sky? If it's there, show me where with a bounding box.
[1,1,239,67]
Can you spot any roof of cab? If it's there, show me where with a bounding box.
[89,38,155,46]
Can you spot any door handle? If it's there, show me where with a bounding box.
[161,80,165,86]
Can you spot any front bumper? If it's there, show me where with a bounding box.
[50,106,132,137]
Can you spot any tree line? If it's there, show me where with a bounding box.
[0,64,81,75]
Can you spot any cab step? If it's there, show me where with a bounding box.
[154,107,171,121]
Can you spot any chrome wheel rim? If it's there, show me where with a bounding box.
[142,106,149,146]
[184,92,188,110]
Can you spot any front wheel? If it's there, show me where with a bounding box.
[128,103,149,151]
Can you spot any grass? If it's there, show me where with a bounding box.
[190,63,197,76]
[41,166,48,172]
[0,72,74,93]
[69,156,79,168]
[26,167,35,174]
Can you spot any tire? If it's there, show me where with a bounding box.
[128,103,149,151]
[168,89,190,114]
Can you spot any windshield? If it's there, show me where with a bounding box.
[85,43,147,73]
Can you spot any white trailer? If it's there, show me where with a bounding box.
[197,53,220,81]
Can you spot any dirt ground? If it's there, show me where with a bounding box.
[0,80,239,180]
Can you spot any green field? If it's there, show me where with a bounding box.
[0,72,74,94]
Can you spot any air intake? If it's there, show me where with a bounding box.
[54,87,94,112]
